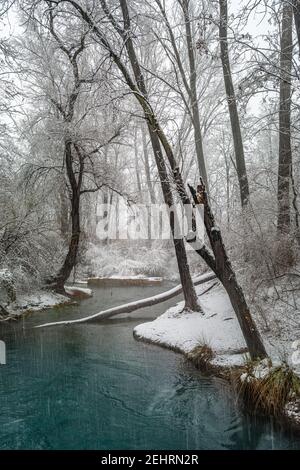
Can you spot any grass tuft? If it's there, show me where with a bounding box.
[187,344,215,371]
[234,359,300,416]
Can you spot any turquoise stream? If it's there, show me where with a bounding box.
[0,283,299,449]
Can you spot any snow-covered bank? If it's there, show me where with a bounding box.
[3,291,75,319]
[134,281,247,367]
[133,280,300,429]
[133,280,300,372]
[1,286,94,319]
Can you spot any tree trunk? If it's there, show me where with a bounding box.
[292,0,300,53]
[59,183,70,241]
[188,183,267,360]
[48,141,81,294]
[67,0,265,355]
[141,123,156,204]
[134,128,142,199]
[277,1,293,233]
[117,0,201,311]
[147,122,201,311]
[46,12,87,293]
[180,0,208,188]
[291,162,300,244]
[54,193,80,293]
[219,0,250,207]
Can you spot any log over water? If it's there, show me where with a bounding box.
[35,273,216,328]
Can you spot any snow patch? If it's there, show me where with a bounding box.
[134,282,246,366]
[6,291,73,317]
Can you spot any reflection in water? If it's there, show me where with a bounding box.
[0,284,299,450]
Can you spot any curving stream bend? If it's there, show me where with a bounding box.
[0,283,299,450]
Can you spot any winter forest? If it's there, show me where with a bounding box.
[1,0,300,452]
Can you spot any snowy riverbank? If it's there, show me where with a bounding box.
[1,286,93,319]
[134,281,247,367]
[133,280,300,429]
[134,280,300,372]
[3,291,74,319]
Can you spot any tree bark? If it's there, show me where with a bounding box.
[179,0,208,188]
[59,182,70,241]
[277,1,293,233]
[154,0,208,189]
[48,141,81,293]
[147,115,201,311]
[117,0,201,311]
[219,0,250,207]
[141,123,156,204]
[134,128,142,199]
[188,183,267,360]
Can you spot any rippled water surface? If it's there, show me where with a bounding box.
[0,283,300,449]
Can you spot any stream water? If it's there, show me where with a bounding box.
[0,283,300,450]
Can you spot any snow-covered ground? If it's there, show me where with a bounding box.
[5,291,74,318]
[134,281,247,366]
[134,280,300,373]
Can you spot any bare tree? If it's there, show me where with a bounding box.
[19,5,124,293]
[153,0,209,188]
[219,0,250,207]
[55,0,269,358]
[277,0,293,233]
[117,0,201,311]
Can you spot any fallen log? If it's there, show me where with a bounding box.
[35,272,216,328]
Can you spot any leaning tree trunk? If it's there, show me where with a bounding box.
[277,1,293,233]
[66,0,265,356]
[141,123,156,204]
[219,0,250,207]
[147,124,201,312]
[188,182,267,360]
[116,0,201,311]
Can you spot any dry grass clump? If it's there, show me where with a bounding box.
[187,344,215,372]
[234,359,300,416]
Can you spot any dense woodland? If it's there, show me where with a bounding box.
[0,0,300,359]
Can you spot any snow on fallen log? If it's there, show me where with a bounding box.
[35,272,216,328]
